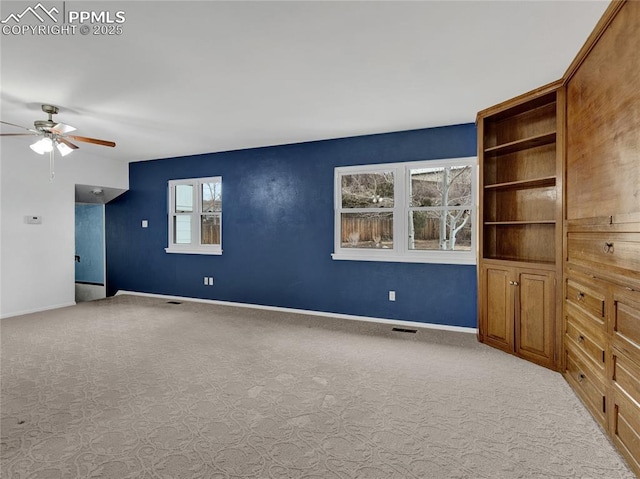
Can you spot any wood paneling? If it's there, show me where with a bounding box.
[566,0,640,221]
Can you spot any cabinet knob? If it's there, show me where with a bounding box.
[603,242,614,254]
[509,281,519,286]
[578,373,586,382]
[577,292,585,301]
[578,335,585,343]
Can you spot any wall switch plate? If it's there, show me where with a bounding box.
[208,277,214,285]
[24,215,42,225]
[204,277,209,285]
[389,291,396,301]
[142,220,148,228]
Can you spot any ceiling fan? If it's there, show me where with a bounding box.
[1,104,116,154]
[0,104,116,180]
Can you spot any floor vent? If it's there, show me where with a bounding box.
[166,301,182,305]
[392,327,417,334]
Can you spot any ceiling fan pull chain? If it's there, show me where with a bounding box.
[49,150,55,182]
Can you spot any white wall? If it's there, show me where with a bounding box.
[0,141,128,318]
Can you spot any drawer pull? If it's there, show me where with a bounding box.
[602,242,614,254]
[578,335,585,343]
[577,292,585,301]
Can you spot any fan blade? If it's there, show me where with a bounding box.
[67,135,115,148]
[0,133,37,136]
[51,122,76,134]
[57,137,79,149]
[0,120,36,132]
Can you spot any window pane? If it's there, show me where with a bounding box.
[410,166,472,207]
[174,215,191,244]
[175,185,193,212]
[341,172,394,208]
[341,212,393,248]
[202,181,221,212]
[201,214,221,245]
[408,210,472,251]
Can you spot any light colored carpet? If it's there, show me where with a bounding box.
[1,294,635,479]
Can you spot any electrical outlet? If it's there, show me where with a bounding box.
[389,291,396,301]
[141,220,148,228]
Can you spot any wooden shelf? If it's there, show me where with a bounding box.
[485,176,556,191]
[484,220,556,226]
[484,132,556,157]
[483,255,556,265]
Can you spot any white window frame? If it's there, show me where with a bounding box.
[332,157,477,265]
[165,176,222,255]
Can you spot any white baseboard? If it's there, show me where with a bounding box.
[0,301,76,320]
[115,290,477,334]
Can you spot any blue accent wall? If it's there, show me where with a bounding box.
[106,124,478,328]
[75,204,105,284]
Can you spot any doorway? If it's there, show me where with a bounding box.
[74,184,127,303]
[75,203,106,302]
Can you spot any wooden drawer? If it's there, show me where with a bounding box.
[612,348,640,410]
[611,347,640,475]
[565,316,606,372]
[565,345,607,427]
[611,391,640,476]
[567,232,640,276]
[612,288,640,365]
[566,279,606,331]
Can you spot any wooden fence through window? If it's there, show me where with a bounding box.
[340,216,470,243]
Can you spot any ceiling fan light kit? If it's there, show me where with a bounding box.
[29,137,53,154]
[0,104,116,180]
[55,140,74,157]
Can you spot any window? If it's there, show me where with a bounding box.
[333,157,476,264]
[166,177,222,255]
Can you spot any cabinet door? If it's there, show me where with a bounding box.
[516,270,555,368]
[481,265,513,353]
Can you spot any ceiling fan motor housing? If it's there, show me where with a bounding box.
[34,120,56,132]
[35,104,60,131]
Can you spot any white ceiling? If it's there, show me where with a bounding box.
[0,1,609,164]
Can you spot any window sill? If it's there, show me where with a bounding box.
[165,247,222,256]
[331,252,476,265]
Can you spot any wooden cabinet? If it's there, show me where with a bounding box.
[477,83,563,370]
[477,1,640,475]
[562,1,640,475]
[481,263,555,369]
